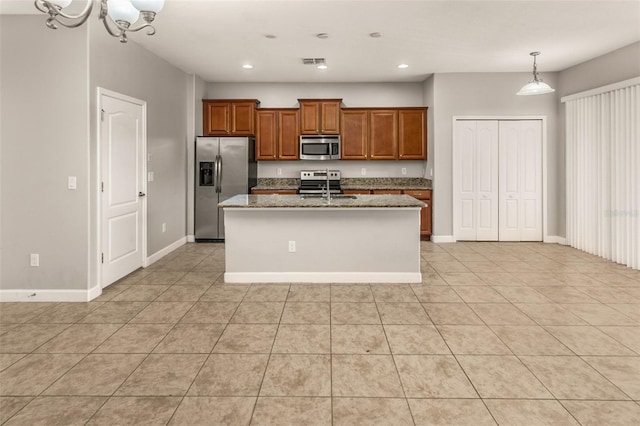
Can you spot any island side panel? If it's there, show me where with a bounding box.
[223,207,422,283]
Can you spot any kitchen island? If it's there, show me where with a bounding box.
[218,194,425,283]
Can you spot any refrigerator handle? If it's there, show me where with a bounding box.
[215,155,222,193]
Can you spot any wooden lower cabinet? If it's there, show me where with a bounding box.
[342,189,372,194]
[251,189,297,195]
[372,189,402,194]
[404,190,432,239]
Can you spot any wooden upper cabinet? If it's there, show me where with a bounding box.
[203,99,259,136]
[298,99,341,135]
[256,108,299,161]
[369,110,398,160]
[256,110,277,160]
[398,108,427,160]
[278,109,299,160]
[340,109,368,160]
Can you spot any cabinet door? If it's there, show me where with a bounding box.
[369,110,398,160]
[405,190,432,237]
[398,108,427,160]
[231,101,255,135]
[256,110,277,160]
[421,201,432,237]
[299,101,320,134]
[278,110,299,160]
[341,110,368,160]
[320,101,341,134]
[203,102,230,135]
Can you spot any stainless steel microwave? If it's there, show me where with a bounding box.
[299,135,341,160]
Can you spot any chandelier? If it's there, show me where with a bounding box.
[34,0,165,43]
[516,52,555,96]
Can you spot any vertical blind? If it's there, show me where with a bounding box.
[564,78,639,270]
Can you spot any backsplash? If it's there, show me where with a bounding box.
[258,160,429,179]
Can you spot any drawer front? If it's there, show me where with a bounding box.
[403,190,431,200]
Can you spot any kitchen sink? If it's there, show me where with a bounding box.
[299,194,357,200]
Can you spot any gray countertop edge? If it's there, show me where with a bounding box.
[219,194,426,209]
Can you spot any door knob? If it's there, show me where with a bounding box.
[139,192,146,197]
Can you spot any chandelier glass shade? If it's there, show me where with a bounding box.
[34,0,165,43]
[517,51,555,96]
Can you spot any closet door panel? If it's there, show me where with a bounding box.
[454,121,479,240]
[520,120,543,241]
[476,121,499,241]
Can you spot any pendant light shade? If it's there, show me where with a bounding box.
[34,0,164,43]
[517,52,555,96]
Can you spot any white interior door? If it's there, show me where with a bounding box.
[454,120,499,241]
[100,91,146,287]
[499,120,542,241]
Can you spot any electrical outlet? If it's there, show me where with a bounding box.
[401,168,407,175]
[148,172,154,182]
[30,254,39,267]
[276,168,282,176]
[162,223,166,233]
[361,168,366,176]
[288,241,296,252]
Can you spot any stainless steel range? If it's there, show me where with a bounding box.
[298,170,342,194]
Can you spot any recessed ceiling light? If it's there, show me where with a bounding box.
[398,64,409,69]
[369,32,382,38]
[316,33,329,39]
[264,34,277,39]
[242,64,254,69]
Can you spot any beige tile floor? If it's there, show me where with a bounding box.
[1,241,639,425]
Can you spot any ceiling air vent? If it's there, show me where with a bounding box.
[302,58,326,65]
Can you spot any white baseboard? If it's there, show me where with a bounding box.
[544,236,567,245]
[0,283,102,302]
[145,236,187,267]
[224,271,422,284]
[431,235,455,243]
[186,234,195,243]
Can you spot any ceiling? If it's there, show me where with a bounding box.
[3,0,639,83]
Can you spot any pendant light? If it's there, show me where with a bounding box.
[34,0,164,43]
[517,52,555,96]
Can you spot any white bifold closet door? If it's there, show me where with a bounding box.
[499,121,543,241]
[454,119,542,241]
[454,120,499,241]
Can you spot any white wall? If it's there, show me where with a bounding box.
[89,20,189,277]
[0,15,193,298]
[207,82,425,108]
[0,16,90,292]
[431,72,560,239]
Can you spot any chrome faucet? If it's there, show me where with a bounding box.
[324,168,332,202]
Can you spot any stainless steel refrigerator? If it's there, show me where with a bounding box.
[195,137,257,241]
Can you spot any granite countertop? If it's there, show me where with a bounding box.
[219,194,425,208]
[342,178,432,191]
[252,177,432,191]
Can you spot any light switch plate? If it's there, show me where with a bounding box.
[67,176,77,190]
[148,172,154,182]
